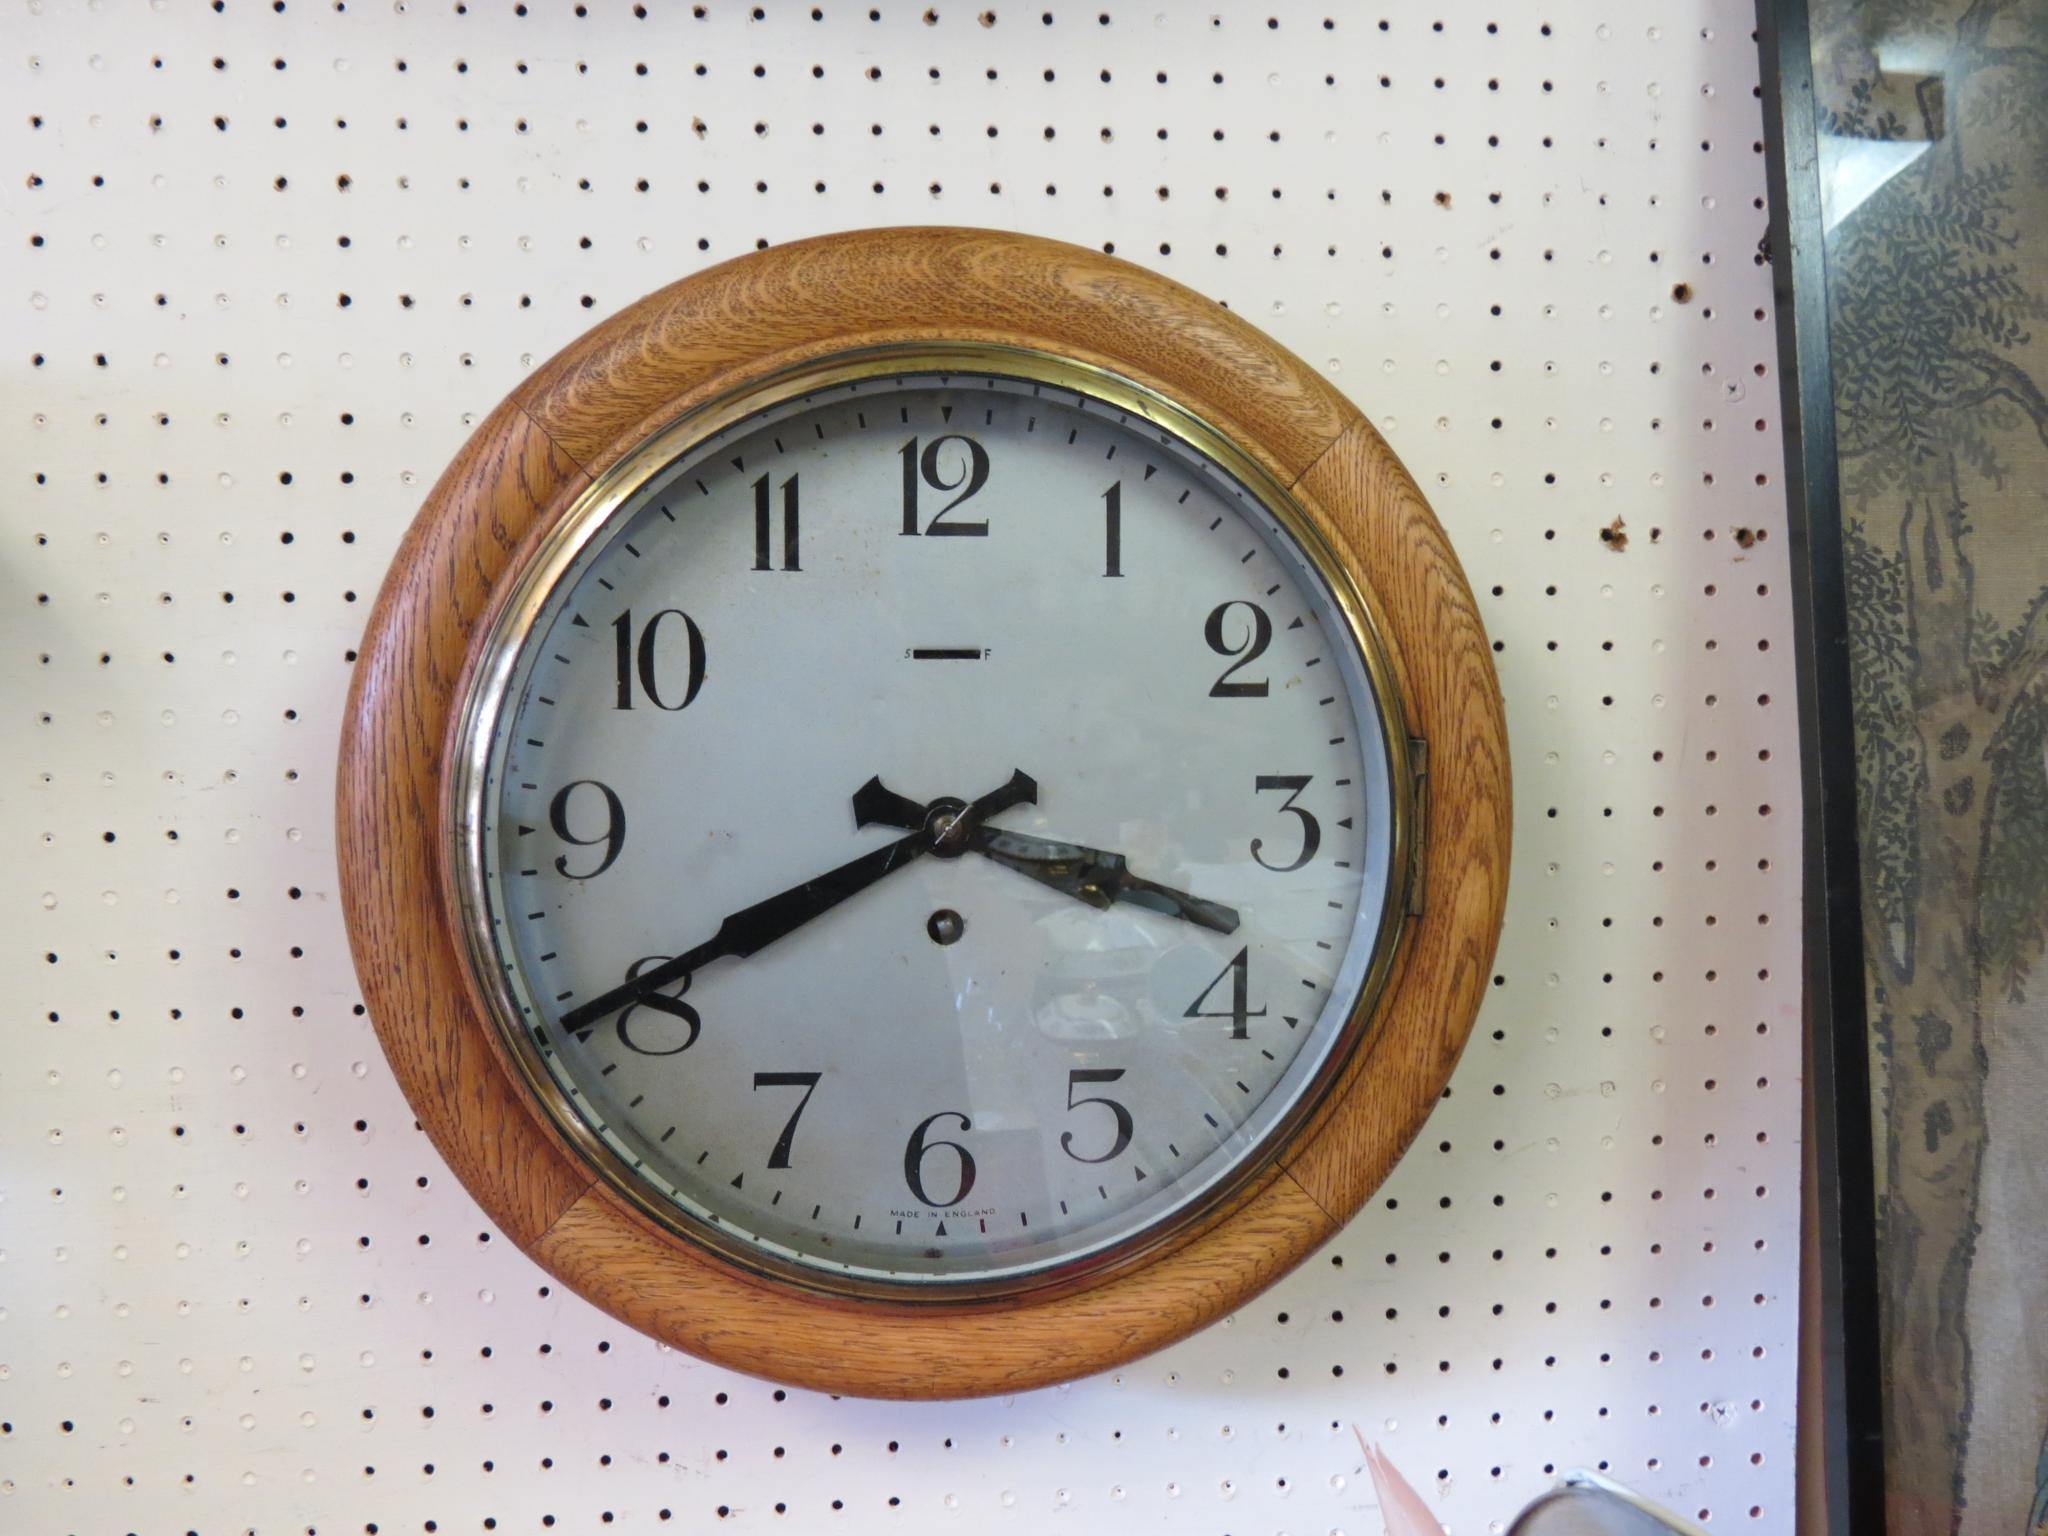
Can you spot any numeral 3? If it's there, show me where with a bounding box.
[1251,775,1322,871]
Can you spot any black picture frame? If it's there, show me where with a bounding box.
[1753,2,1888,1532]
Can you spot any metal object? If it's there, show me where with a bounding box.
[1508,1471,1715,1536]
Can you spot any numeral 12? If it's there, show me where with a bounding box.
[900,435,991,536]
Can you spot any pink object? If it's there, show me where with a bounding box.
[1356,1426,1442,1536]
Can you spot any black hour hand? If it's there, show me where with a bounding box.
[971,827,1241,935]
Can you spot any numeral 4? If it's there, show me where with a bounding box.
[1185,946,1265,1040]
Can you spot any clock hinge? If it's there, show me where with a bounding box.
[1406,736,1430,918]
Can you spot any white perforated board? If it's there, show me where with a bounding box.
[1,3,1802,1533]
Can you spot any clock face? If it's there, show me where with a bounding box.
[455,360,1407,1294]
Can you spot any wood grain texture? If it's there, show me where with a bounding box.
[336,399,597,1249]
[1279,422,1513,1220]
[532,1166,1333,1401]
[336,228,1510,1399]
[512,226,1356,492]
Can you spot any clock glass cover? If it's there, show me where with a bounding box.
[452,355,1409,1296]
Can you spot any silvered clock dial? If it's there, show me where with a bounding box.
[448,353,1412,1297]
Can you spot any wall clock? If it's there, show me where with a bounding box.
[338,227,1510,1399]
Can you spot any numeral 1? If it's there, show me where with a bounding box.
[1103,481,1123,577]
[752,472,800,572]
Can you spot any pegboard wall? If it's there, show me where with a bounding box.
[2,2,1802,1533]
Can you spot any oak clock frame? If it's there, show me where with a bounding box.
[337,227,1511,1400]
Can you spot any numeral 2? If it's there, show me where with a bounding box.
[611,607,706,711]
[900,435,991,536]
[1185,946,1265,1040]
[1204,600,1272,697]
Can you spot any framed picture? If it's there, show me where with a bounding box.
[1761,2,2048,1531]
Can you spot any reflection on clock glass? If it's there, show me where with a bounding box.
[468,368,1400,1291]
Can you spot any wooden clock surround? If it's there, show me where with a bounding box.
[337,226,1510,1399]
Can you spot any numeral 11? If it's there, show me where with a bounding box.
[752,472,800,572]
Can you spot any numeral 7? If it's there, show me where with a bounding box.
[752,1071,822,1169]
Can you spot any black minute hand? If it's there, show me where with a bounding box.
[558,770,1037,1036]
[556,830,930,1035]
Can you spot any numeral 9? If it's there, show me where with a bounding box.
[548,779,626,879]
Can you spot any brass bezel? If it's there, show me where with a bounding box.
[444,342,1420,1303]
